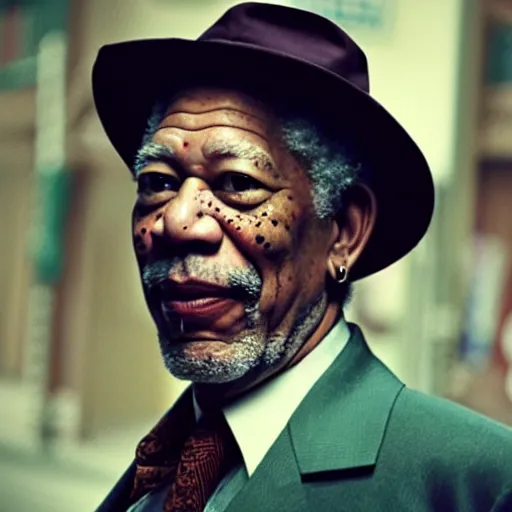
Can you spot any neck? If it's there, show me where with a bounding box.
[284,300,341,370]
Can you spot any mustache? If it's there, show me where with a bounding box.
[141,256,262,300]
[141,257,181,289]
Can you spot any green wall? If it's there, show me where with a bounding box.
[0,0,69,90]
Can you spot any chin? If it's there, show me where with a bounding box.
[163,353,255,384]
[158,333,264,384]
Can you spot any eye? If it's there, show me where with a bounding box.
[137,173,180,195]
[218,173,264,193]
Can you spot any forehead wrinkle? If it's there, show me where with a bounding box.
[155,123,269,144]
[202,138,276,173]
[165,107,266,123]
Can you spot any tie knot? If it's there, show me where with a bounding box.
[188,411,238,461]
[196,409,226,431]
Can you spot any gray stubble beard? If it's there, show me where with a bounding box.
[159,287,329,385]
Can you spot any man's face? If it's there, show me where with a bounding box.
[132,88,335,387]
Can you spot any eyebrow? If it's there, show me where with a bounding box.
[132,142,177,177]
[202,139,276,174]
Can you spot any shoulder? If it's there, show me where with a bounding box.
[375,387,512,510]
[386,386,512,479]
[392,386,512,450]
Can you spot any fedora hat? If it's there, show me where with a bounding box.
[92,1,434,280]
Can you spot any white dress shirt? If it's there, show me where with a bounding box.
[128,317,351,511]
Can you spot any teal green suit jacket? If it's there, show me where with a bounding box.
[96,324,512,511]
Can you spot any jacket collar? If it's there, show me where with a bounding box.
[289,323,404,475]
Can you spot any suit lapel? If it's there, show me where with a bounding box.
[95,462,136,512]
[289,323,404,475]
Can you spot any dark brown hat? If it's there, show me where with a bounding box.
[92,2,434,280]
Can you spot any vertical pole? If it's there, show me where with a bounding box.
[24,30,68,451]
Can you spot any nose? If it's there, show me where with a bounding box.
[153,177,223,247]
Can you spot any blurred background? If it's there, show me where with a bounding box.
[0,0,511,510]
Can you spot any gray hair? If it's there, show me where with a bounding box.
[280,118,362,219]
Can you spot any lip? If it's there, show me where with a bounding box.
[161,297,238,327]
[159,279,232,301]
[157,279,238,324]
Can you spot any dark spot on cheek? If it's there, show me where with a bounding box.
[255,222,261,228]
[261,212,268,217]
[287,196,294,201]
[271,220,278,226]
[264,242,271,250]
[183,141,189,148]
[208,201,212,207]
[285,224,290,231]
[236,226,241,231]
[141,227,147,234]
[227,219,233,224]
[288,276,293,282]
[156,213,163,220]
[183,226,188,230]
[215,207,220,212]
[197,212,204,218]
[255,235,265,244]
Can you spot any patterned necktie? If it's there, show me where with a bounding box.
[131,398,240,512]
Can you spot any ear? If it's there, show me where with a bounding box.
[326,184,377,280]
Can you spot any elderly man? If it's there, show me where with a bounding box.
[92,3,512,511]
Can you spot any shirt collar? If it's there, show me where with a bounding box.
[196,317,350,477]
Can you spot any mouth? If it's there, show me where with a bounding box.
[158,279,241,324]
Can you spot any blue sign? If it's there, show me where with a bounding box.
[293,0,388,28]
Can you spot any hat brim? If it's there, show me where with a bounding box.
[92,38,434,280]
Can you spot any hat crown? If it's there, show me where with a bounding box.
[199,2,370,93]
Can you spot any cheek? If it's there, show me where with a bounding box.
[204,191,298,263]
[132,210,163,259]
[248,192,307,259]
[252,193,328,306]
[221,193,308,311]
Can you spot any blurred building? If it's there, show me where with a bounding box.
[0,0,511,509]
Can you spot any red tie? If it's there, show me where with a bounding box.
[131,400,240,511]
